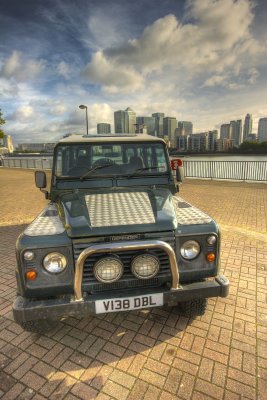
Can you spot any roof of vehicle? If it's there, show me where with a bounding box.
[59,134,166,144]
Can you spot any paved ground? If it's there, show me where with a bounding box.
[0,168,266,400]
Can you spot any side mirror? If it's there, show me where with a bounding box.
[176,165,184,182]
[35,171,49,199]
[170,159,184,183]
[35,171,47,188]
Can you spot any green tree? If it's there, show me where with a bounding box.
[0,109,5,139]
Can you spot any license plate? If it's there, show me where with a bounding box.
[95,293,163,314]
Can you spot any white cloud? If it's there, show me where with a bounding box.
[56,61,72,79]
[247,67,260,84]
[87,7,129,50]
[11,105,35,122]
[0,51,45,82]
[82,0,265,93]
[203,75,226,87]
[82,51,144,93]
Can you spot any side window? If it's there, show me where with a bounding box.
[56,148,63,175]
[155,146,167,172]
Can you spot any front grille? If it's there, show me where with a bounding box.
[73,234,175,293]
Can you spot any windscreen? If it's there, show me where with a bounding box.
[55,142,169,178]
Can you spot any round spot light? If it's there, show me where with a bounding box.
[131,254,160,279]
[94,257,123,283]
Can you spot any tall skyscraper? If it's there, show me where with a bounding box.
[114,107,136,133]
[125,107,136,134]
[229,120,242,146]
[220,124,232,140]
[152,113,164,137]
[114,110,126,133]
[177,121,193,136]
[136,116,156,135]
[258,117,267,142]
[163,117,177,147]
[243,113,253,142]
[97,123,111,134]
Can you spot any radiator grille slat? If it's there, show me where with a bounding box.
[73,234,175,293]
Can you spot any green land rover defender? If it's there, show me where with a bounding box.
[13,134,229,332]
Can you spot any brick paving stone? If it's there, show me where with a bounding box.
[49,375,77,400]
[20,371,46,391]
[60,360,85,379]
[1,383,25,400]
[109,369,135,389]
[102,379,129,400]
[163,367,183,394]
[143,384,161,399]
[195,379,224,399]
[1,172,267,400]
[177,373,195,399]
[70,381,98,400]
[90,365,113,390]
[139,368,166,388]
[127,379,149,400]
[80,360,103,384]
[127,353,147,377]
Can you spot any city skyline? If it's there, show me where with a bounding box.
[1,0,267,144]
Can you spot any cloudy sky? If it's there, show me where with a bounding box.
[1,0,267,143]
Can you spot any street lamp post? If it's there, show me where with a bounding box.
[79,104,88,135]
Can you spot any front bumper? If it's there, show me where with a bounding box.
[13,275,229,323]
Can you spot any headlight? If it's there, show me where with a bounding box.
[180,240,200,260]
[131,254,160,279]
[94,257,123,282]
[43,252,67,273]
[207,235,217,245]
[23,251,35,261]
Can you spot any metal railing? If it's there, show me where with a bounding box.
[2,157,53,170]
[184,160,267,181]
[2,157,267,181]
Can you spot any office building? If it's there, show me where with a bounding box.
[177,135,189,151]
[177,121,193,136]
[220,124,232,140]
[216,139,234,151]
[125,107,136,134]
[136,117,156,136]
[114,110,126,133]
[114,107,136,134]
[258,117,267,142]
[243,113,253,142]
[17,143,56,152]
[152,113,164,137]
[188,132,209,152]
[230,119,243,146]
[208,130,218,151]
[163,117,177,148]
[97,123,111,134]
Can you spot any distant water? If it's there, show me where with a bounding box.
[176,155,267,162]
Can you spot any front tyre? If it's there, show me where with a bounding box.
[19,319,58,333]
[179,298,207,317]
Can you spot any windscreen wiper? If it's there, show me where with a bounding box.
[80,163,113,180]
[126,166,166,178]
